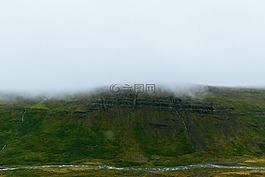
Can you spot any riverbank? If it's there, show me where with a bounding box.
[0,164,265,177]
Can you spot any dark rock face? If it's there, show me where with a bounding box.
[84,93,233,121]
[72,111,87,119]
[12,107,26,112]
[49,110,70,118]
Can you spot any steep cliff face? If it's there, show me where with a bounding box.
[0,87,264,166]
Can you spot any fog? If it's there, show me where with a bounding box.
[1,0,265,93]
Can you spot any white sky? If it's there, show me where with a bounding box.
[1,0,265,92]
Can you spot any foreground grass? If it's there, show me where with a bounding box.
[0,156,264,177]
[1,168,265,177]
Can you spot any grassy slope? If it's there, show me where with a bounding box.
[0,86,264,169]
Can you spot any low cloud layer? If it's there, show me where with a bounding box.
[1,0,265,92]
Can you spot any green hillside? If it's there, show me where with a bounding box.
[0,86,265,168]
